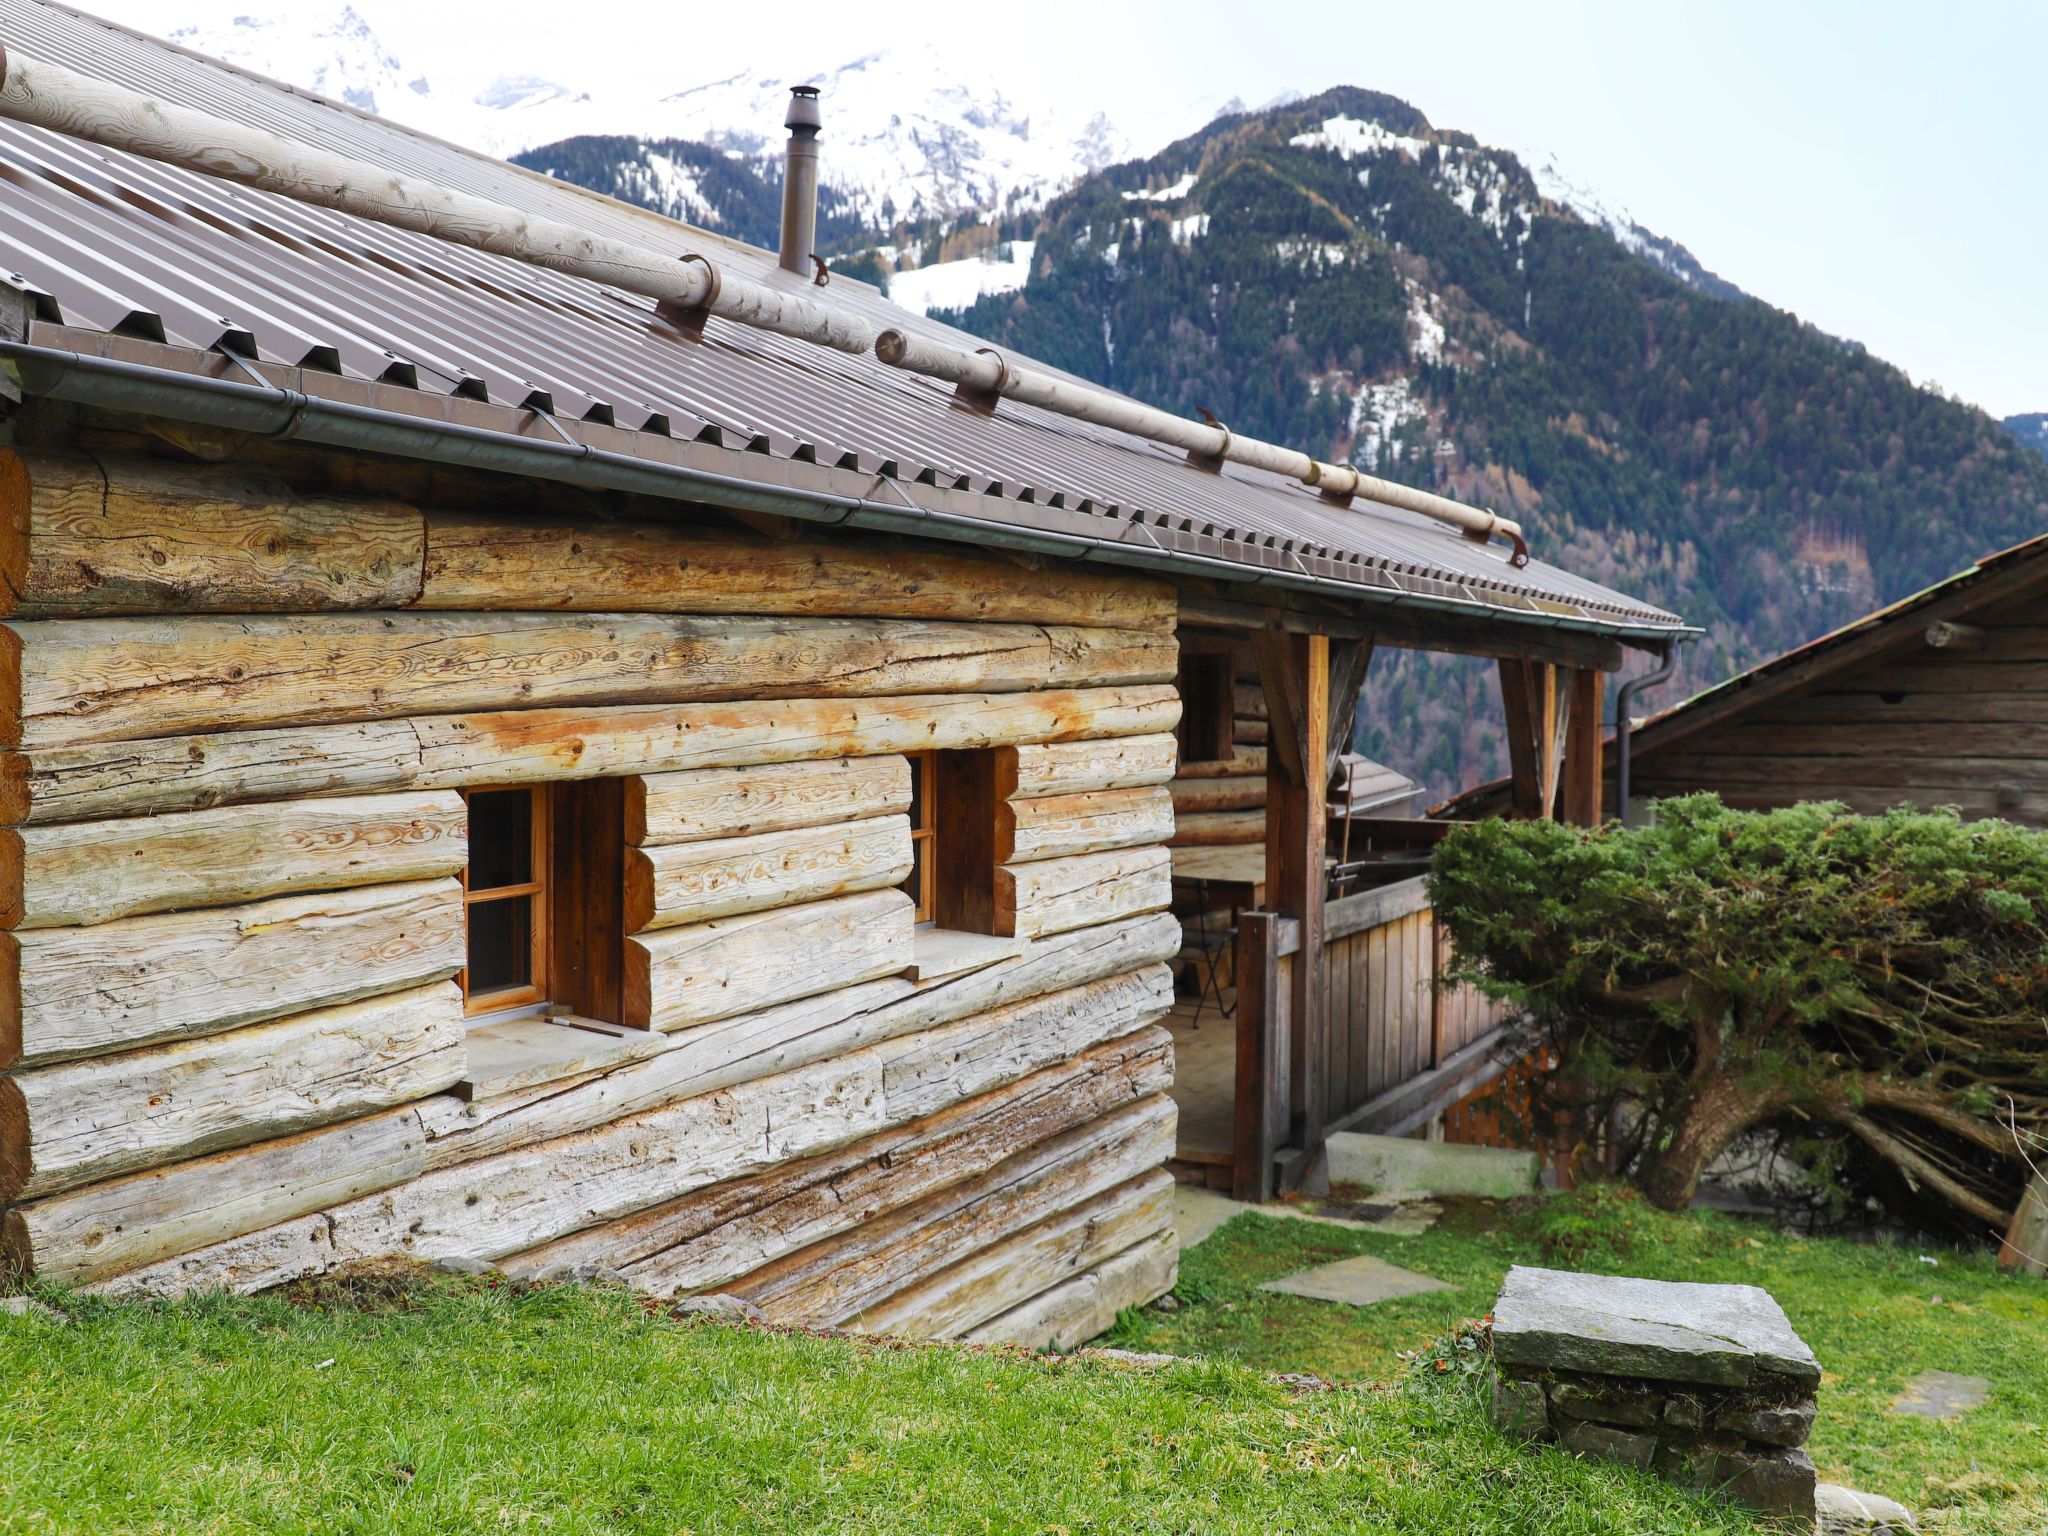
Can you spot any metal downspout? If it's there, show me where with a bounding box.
[0,340,1689,646]
[1614,644,1682,824]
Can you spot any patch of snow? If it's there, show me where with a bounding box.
[1290,115,1430,163]
[1349,377,1429,473]
[1431,150,1529,241]
[1124,172,1199,203]
[1273,239,1350,267]
[1406,282,1446,364]
[1170,213,1211,247]
[887,241,1037,317]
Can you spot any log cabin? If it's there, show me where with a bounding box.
[0,1,1687,1335]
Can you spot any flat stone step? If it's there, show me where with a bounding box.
[1258,1253,1454,1306]
[1325,1131,1540,1199]
[1888,1370,1988,1420]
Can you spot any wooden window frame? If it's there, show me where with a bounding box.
[902,749,998,934]
[460,785,552,1017]
[904,750,939,924]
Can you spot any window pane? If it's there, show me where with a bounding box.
[468,789,533,890]
[468,895,532,995]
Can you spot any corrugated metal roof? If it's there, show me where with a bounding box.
[0,0,1686,637]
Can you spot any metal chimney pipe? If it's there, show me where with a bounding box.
[780,85,822,276]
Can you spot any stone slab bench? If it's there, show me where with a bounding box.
[1489,1265,1820,1524]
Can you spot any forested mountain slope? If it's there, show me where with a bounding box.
[931,89,2048,795]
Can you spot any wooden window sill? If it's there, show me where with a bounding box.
[904,927,1025,985]
[455,1013,664,1102]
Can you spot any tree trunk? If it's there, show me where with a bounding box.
[1640,1073,1788,1211]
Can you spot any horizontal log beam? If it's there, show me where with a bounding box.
[1167,809,1265,847]
[996,846,1172,940]
[734,1095,1177,1327]
[0,982,463,1199]
[2,614,1175,749]
[419,511,1176,631]
[624,815,911,933]
[623,889,915,1032]
[996,786,1174,864]
[96,962,1173,1296]
[625,757,910,847]
[9,685,1181,824]
[501,1026,1173,1293]
[2,1103,429,1285]
[3,877,463,1068]
[0,449,424,617]
[1169,776,1265,814]
[992,735,1179,800]
[0,790,466,929]
[1177,590,1628,671]
[961,1224,1177,1350]
[845,1170,1176,1339]
[421,912,1180,1172]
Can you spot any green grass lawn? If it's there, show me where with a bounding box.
[1106,1187,2048,1534]
[0,1260,1759,1536]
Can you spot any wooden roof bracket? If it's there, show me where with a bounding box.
[653,255,721,340]
[951,347,1013,414]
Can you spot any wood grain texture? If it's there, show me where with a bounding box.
[0,450,424,617]
[418,512,1176,630]
[0,982,462,1200]
[625,815,911,932]
[1168,775,1265,814]
[962,1225,1178,1350]
[1173,748,1267,779]
[96,961,1173,1296]
[2,614,1175,749]
[1167,809,1266,847]
[995,846,1173,940]
[3,877,463,1068]
[422,913,1180,1172]
[0,790,466,929]
[11,685,1181,824]
[845,1171,1176,1339]
[499,1027,1174,1292]
[626,757,910,846]
[996,786,1174,863]
[622,889,915,1031]
[993,734,1178,800]
[1,1104,429,1285]
[733,1094,1177,1327]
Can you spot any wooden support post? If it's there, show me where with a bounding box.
[1254,629,1329,1170]
[1561,667,1605,827]
[1232,911,1283,1203]
[1497,658,1541,819]
[1325,638,1374,787]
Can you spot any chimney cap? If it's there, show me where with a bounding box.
[786,85,821,133]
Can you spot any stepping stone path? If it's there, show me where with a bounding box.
[1170,1185,1440,1250]
[1489,1266,1821,1524]
[1888,1370,1989,1420]
[1259,1253,1454,1306]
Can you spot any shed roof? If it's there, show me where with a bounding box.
[0,1,1687,642]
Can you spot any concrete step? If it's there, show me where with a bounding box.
[1325,1131,1540,1200]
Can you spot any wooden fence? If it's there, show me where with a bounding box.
[1232,875,1509,1199]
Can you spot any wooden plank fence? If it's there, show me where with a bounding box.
[1232,875,1509,1199]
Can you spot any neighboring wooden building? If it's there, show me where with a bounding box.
[0,3,1683,1333]
[1619,536,2048,824]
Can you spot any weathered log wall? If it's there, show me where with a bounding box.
[0,445,1184,1342]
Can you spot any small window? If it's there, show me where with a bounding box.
[899,749,998,933]
[462,787,550,1014]
[461,782,625,1022]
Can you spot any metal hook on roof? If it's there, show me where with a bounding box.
[950,347,1013,415]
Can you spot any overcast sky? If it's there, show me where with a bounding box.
[95,0,2046,418]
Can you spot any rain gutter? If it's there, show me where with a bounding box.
[0,341,1695,647]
